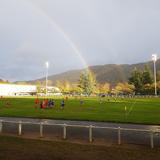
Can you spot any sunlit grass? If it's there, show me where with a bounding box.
[0,96,160,124]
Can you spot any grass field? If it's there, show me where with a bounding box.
[0,135,160,160]
[0,96,160,124]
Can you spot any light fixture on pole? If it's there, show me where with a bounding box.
[45,62,49,96]
[152,54,157,96]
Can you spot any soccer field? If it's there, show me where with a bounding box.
[0,96,160,124]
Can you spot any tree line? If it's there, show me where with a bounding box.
[60,63,159,95]
[1,63,159,95]
[128,63,160,94]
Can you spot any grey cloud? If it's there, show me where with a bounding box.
[0,0,160,82]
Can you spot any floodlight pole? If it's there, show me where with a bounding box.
[45,62,49,96]
[152,54,157,96]
[154,60,156,96]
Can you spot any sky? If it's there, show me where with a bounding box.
[0,0,160,82]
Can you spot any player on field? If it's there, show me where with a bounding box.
[46,99,48,105]
[43,99,46,109]
[49,99,52,108]
[61,100,64,110]
[99,98,102,104]
[40,100,43,113]
[37,98,39,104]
[114,97,116,103]
[7,99,10,108]
[35,100,37,109]
[52,99,54,108]
[80,98,83,106]
[122,95,124,103]
[66,96,68,102]
[107,97,110,102]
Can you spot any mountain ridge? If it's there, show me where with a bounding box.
[26,59,160,87]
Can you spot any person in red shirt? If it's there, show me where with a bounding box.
[1,95,2,100]
[40,100,43,113]
[46,99,48,105]
[37,98,39,103]
[35,100,38,109]
[66,96,68,102]
[43,99,46,109]
[40,100,42,109]
[75,95,77,100]
[7,99,10,108]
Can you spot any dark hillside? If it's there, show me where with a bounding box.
[26,59,160,87]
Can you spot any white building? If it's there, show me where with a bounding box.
[0,84,36,96]
[0,84,61,96]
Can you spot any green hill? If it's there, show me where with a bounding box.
[26,59,160,87]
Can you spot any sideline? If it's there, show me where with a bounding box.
[126,99,138,117]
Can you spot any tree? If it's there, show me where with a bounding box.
[74,87,83,93]
[77,72,98,93]
[114,82,135,94]
[36,84,43,93]
[123,87,134,94]
[84,74,95,93]
[156,71,160,82]
[91,73,100,93]
[69,83,78,93]
[17,81,27,85]
[60,86,67,93]
[127,85,135,93]
[100,83,110,93]
[77,72,86,90]
[142,63,153,85]
[70,83,77,90]
[1,79,9,84]
[55,80,63,88]
[143,84,152,94]
[35,80,41,85]
[156,81,160,93]
[129,67,143,92]
[43,80,52,86]
[64,81,71,93]
[49,87,58,93]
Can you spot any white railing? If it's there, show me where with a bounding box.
[0,120,159,149]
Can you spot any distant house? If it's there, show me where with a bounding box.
[46,86,61,93]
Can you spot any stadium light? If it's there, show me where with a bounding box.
[45,62,49,96]
[152,54,157,96]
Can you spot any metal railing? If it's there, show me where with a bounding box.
[0,120,159,149]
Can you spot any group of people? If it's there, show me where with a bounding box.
[39,96,83,112]
[39,99,54,113]
[39,95,130,112]
[99,95,131,104]
[1,95,10,108]
[2,94,135,111]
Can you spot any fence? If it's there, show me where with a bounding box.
[0,120,160,148]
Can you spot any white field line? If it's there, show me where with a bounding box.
[126,99,138,116]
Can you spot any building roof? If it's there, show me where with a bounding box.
[0,84,36,93]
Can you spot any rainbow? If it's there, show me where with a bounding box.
[25,0,93,78]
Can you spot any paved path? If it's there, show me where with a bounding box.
[0,117,160,146]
